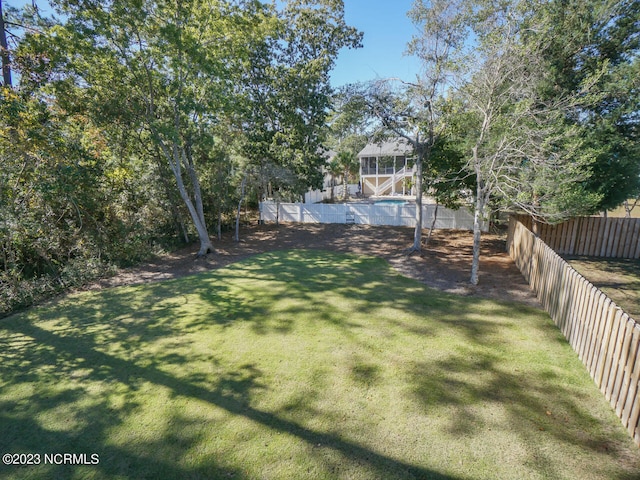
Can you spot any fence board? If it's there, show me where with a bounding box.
[561,221,573,254]
[568,218,579,255]
[576,283,593,360]
[556,265,568,332]
[620,221,631,258]
[628,380,640,439]
[621,325,640,425]
[584,217,593,256]
[592,219,604,257]
[579,288,598,363]
[606,220,619,257]
[626,221,639,257]
[611,219,623,257]
[588,294,610,378]
[584,217,595,255]
[595,304,617,387]
[599,221,611,257]
[606,313,628,403]
[567,271,584,349]
[612,316,635,415]
[622,324,640,436]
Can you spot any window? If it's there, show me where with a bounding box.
[361,157,376,175]
[379,156,394,174]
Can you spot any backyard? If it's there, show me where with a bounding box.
[565,256,640,320]
[1,227,640,479]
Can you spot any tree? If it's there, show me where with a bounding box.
[332,150,359,200]
[422,104,476,246]
[364,80,429,253]
[238,0,362,205]
[529,0,640,212]
[1,3,190,314]
[44,0,285,256]
[325,153,341,201]
[326,86,368,199]
[325,98,366,202]
[432,0,603,284]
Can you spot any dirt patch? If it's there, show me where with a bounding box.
[565,256,640,320]
[86,223,541,308]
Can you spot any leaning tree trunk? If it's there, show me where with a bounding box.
[155,136,213,256]
[424,202,439,249]
[175,175,213,256]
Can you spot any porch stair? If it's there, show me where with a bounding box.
[362,167,414,196]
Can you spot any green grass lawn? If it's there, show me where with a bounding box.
[566,257,640,320]
[1,250,639,480]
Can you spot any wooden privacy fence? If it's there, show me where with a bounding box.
[259,201,481,230]
[507,216,640,446]
[515,215,640,259]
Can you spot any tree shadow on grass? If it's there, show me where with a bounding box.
[0,317,457,479]
[406,336,640,479]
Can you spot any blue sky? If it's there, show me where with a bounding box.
[330,0,422,88]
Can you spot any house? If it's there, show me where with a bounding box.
[358,138,416,197]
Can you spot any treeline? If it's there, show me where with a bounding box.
[1,0,639,312]
[0,0,361,315]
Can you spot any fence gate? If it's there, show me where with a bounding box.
[345,207,355,225]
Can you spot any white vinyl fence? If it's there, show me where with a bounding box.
[304,185,360,204]
[259,201,480,230]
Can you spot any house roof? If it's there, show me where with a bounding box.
[358,138,414,157]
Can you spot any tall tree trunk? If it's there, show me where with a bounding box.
[623,198,639,218]
[217,207,222,240]
[0,0,12,87]
[470,199,483,285]
[470,161,485,285]
[234,175,247,242]
[176,181,212,256]
[343,169,349,201]
[412,148,423,252]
